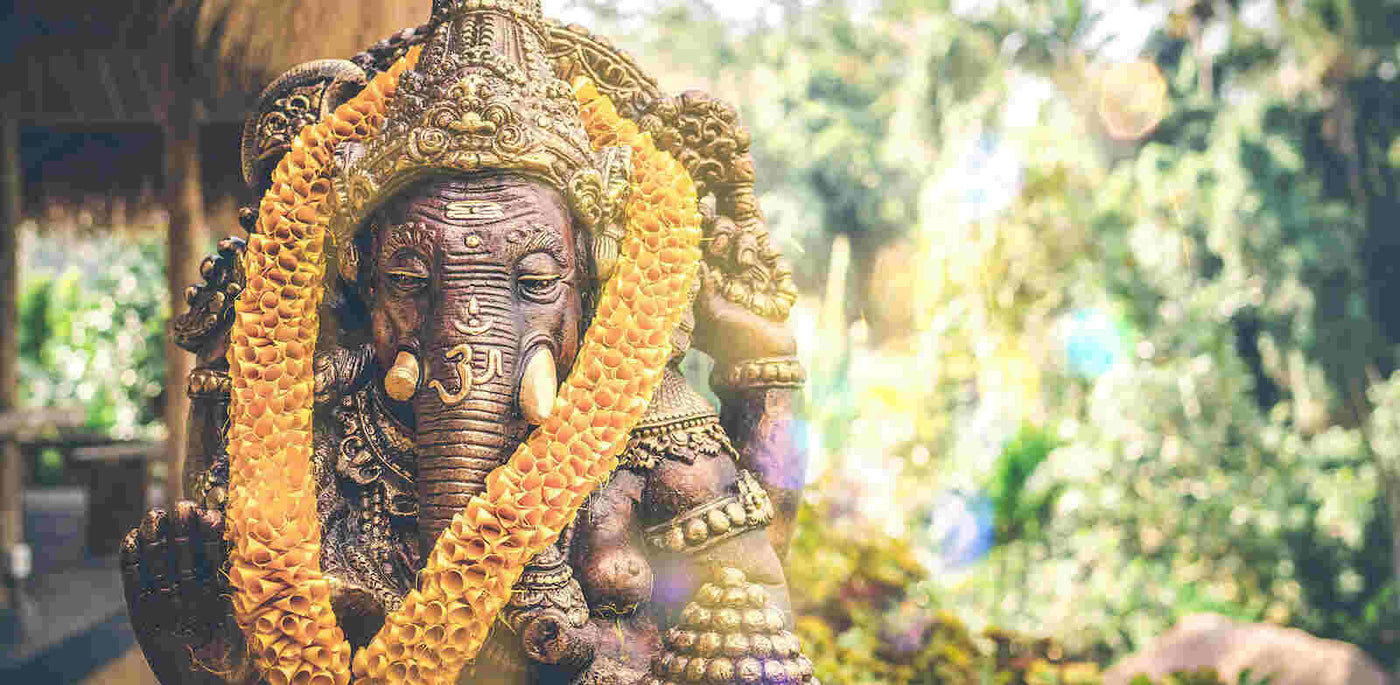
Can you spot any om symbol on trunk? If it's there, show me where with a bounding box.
[428,343,505,406]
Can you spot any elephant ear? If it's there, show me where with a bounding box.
[239,59,368,198]
[587,144,633,281]
[239,59,374,353]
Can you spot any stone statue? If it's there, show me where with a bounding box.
[120,2,813,683]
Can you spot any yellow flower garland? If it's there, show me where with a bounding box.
[227,45,701,685]
[226,48,421,685]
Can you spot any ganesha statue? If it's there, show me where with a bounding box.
[119,1,813,684]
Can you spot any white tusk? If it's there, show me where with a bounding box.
[384,350,421,402]
[519,348,557,425]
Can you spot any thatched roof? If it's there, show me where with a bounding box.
[19,122,247,222]
[7,1,432,217]
[7,1,237,123]
[6,0,431,123]
[190,0,430,84]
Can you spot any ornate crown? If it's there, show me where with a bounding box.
[329,0,605,281]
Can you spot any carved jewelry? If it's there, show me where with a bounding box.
[648,568,815,685]
[444,200,505,220]
[187,368,233,400]
[620,416,736,471]
[710,356,807,391]
[643,471,775,555]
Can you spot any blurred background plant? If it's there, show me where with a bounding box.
[555,0,1400,679]
[18,229,170,444]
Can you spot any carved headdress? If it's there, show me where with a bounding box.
[329,0,624,281]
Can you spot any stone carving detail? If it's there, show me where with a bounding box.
[253,85,323,171]
[325,383,423,611]
[330,1,601,273]
[643,471,775,555]
[620,418,736,472]
[709,356,807,391]
[543,21,660,121]
[186,368,232,400]
[172,237,245,354]
[640,95,799,321]
[348,16,799,321]
[649,568,816,685]
[239,60,367,193]
[502,544,590,634]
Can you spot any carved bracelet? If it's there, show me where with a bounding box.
[644,471,775,554]
[709,356,806,391]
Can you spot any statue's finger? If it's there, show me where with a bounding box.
[197,508,226,580]
[139,509,171,588]
[693,262,723,314]
[698,261,718,291]
[120,526,141,568]
[169,500,199,584]
[119,528,143,600]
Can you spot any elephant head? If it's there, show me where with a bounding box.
[314,0,612,558]
[354,172,591,553]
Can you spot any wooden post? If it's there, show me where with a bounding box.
[160,91,205,505]
[1,115,23,605]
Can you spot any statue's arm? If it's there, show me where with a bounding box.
[639,435,816,684]
[714,385,805,558]
[644,442,789,611]
[691,259,808,558]
[122,237,256,685]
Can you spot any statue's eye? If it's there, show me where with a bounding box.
[518,274,563,302]
[386,269,429,293]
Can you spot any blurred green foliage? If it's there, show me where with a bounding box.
[786,494,1261,684]
[580,0,1400,677]
[938,0,1400,667]
[35,447,64,486]
[1128,670,1269,685]
[987,423,1064,547]
[18,232,168,442]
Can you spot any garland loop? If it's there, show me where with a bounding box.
[227,54,702,685]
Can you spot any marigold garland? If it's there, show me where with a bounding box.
[226,60,702,685]
[225,48,422,685]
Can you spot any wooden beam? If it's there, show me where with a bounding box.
[70,441,165,462]
[161,94,206,506]
[2,114,23,601]
[0,406,86,438]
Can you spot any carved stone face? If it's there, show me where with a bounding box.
[361,172,586,551]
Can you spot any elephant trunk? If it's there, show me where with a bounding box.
[412,275,525,553]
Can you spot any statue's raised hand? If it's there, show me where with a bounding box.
[692,259,797,367]
[121,501,244,684]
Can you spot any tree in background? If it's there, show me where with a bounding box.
[559,0,1400,675]
[924,0,1400,667]
[19,231,169,442]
